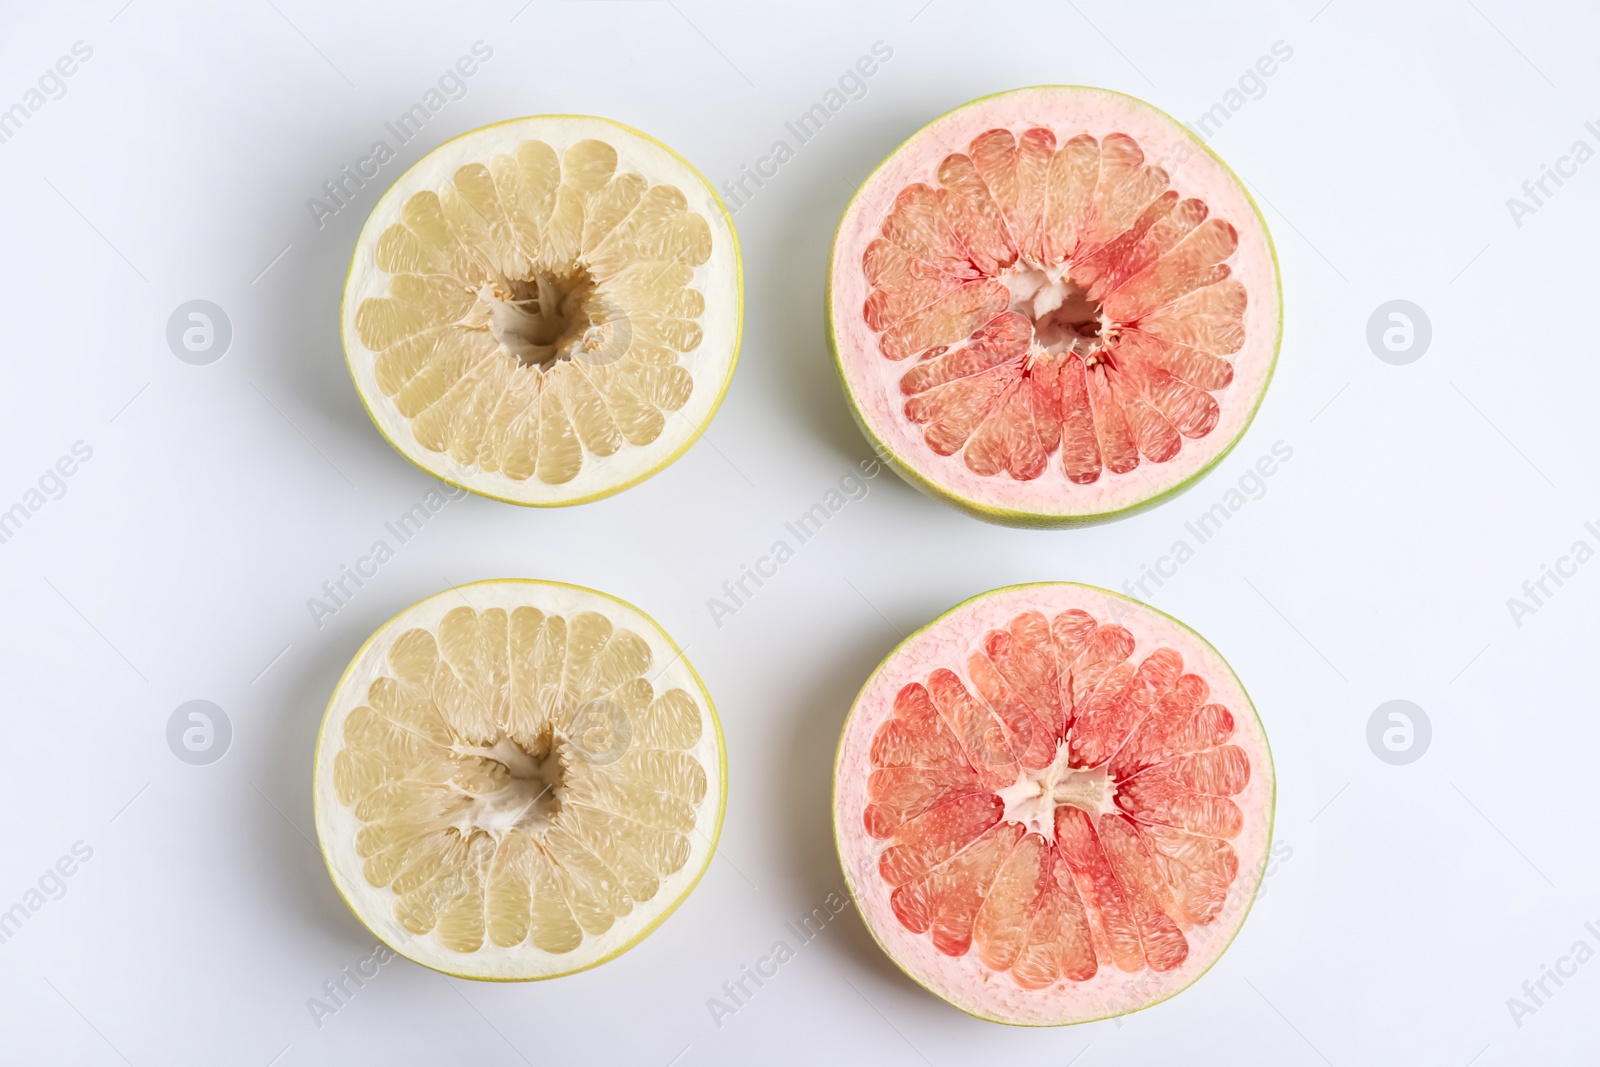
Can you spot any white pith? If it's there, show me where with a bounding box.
[466,270,621,370]
[833,583,1274,1026]
[996,743,1113,840]
[313,580,726,980]
[445,736,563,836]
[1001,262,1112,361]
[829,87,1281,522]
[343,115,741,506]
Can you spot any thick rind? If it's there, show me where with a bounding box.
[342,115,744,507]
[312,578,728,981]
[827,87,1282,528]
[832,583,1275,1025]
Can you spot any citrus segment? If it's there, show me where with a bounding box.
[829,87,1280,526]
[344,116,741,506]
[315,580,725,980]
[834,584,1273,1024]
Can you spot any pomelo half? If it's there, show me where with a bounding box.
[828,87,1281,526]
[833,583,1273,1024]
[313,579,726,980]
[343,116,742,506]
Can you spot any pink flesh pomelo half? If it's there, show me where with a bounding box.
[833,584,1274,1025]
[828,87,1281,526]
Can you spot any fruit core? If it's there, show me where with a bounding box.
[448,732,567,835]
[470,265,632,371]
[1001,266,1113,366]
[996,745,1111,839]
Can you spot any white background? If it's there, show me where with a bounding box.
[0,1,1596,1063]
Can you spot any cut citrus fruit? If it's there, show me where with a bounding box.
[343,116,742,506]
[313,579,726,980]
[833,583,1273,1024]
[828,87,1281,526]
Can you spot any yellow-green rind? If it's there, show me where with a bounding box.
[831,581,1276,1025]
[341,114,745,509]
[312,577,729,982]
[825,86,1283,529]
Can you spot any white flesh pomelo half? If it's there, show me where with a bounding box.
[829,87,1281,526]
[833,584,1273,1024]
[343,116,742,506]
[313,579,726,980]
